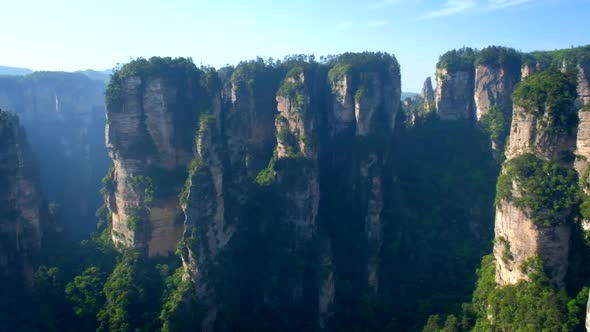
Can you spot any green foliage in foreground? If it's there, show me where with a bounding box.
[97,252,180,332]
[495,153,579,226]
[65,266,106,322]
[18,202,181,332]
[424,255,588,332]
[470,256,587,332]
[160,267,198,332]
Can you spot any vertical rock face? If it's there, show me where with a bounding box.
[504,104,576,163]
[472,49,522,156]
[105,58,203,256]
[272,68,322,326]
[474,65,520,121]
[180,61,280,331]
[179,80,225,332]
[474,64,520,155]
[577,63,590,107]
[228,68,279,180]
[521,63,546,79]
[318,237,335,330]
[275,70,320,240]
[328,74,355,138]
[435,67,475,121]
[0,111,42,285]
[327,55,400,296]
[574,63,590,179]
[421,76,435,113]
[176,53,401,331]
[0,73,108,239]
[494,201,571,286]
[356,71,399,292]
[494,70,578,287]
[574,65,590,270]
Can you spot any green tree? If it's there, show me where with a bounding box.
[97,254,144,332]
[65,266,105,325]
[423,315,442,332]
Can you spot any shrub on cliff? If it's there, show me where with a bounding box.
[475,46,522,72]
[513,70,577,130]
[437,47,478,72]
[496,153,579,226]
[468,255,587,332]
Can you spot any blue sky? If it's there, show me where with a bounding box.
[0,0,588,91]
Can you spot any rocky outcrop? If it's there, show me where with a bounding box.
[105,58,203,256]
[275,70,320,240]
[504,104,576,163]
[574,63,590,179]
[180,61,280,331]
[0,110,42,285]
[521,63,546,79]
[474,65,520,122]
[474,63,521,155]
[328,58,400,294]
[494,201,571,286]
[0,73,108,239]
[180,82,225,332]
[494,70,578,287]
[328,73,355,138]
[175,54,401,331]
[435,67,475,121]
[421,76,435,113]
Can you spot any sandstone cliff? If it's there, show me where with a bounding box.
[274,69,320,241]
[174,53,401,331]
[435,49,476,121]
[494,69,578,287]
[435,67,475,121]
[421,76,435,113]
[574,62,590,182]
[494,200,571,286]
[105,58,204,256]
[473,58,521,153]
[179,60,280,331]
[0,110,42,285]
[0,72,108,239]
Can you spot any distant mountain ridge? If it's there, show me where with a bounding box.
[0,65,112,83]
[0,65,33,76]
[75,69,112,83]
[401,91,419,99]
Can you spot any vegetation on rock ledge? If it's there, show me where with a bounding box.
[496,153,579,226]
[512,69,578,133]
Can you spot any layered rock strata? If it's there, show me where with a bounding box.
[435,67,475,121]
[494,70,578,288]
[105,58,204,256]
